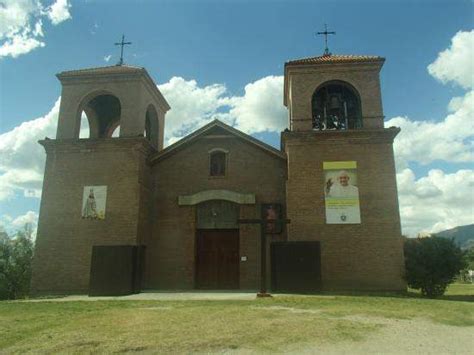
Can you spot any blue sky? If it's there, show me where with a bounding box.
[0,0,473,236]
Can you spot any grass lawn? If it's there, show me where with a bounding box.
[1,283,473,353]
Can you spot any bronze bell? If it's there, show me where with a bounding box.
[329,95,340,109]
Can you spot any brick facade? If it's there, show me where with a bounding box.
[31,55,406,295]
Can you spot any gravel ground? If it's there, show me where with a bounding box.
[289,316,474,355]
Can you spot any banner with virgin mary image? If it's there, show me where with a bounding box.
[82,186,107,220]
[323,161,361,224]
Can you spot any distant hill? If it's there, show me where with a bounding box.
[432,224,474,250]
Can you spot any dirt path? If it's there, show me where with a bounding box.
[288,316,474,354]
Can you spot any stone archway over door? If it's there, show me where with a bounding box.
[195,200,240,289]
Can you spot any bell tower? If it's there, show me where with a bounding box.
[56,65,169,149]
[282,54,406,291]
[284,55,385,131]
[31,65,170,295]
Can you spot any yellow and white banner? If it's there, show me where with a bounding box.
[323,161,361,224]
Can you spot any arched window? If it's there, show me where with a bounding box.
[312,81,362,130]
[209,150,227,177]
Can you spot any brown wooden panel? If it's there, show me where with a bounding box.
[271,241,321,293]
[196,229,239,289]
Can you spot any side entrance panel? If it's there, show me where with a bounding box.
[271,241,321,292]
[196,229,239,289]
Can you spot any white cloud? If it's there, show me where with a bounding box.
[231,76,287,134]
[387,30,474,235]
[46,0,71,25]
[159,75,286,145]
[0,76,286,200]
[0,31,44,58]
[0,98,59,200]
[428,30,474,89]
[1,30,472,237]
[386,90,473,169]
[0,0,71,58]
[0,211,38,238]
[11,210,38,228]
[397,168,474,236]
[0,0,40,37]
[158,77,234,144]
[103,54,112,62]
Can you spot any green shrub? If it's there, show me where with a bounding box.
[0,226,34,300]
[404,236,467,297]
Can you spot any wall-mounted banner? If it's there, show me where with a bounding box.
[82,186,107,220]
[323,161,361,224]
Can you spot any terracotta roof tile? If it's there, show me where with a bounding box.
[285,54,384,66]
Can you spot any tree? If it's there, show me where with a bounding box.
[0,225,34,300]
[404,236,467,297]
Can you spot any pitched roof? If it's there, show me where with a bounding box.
[285,54,385,66]
[56,64,171,111]
[57,65,145,77]
[150,120,286,163]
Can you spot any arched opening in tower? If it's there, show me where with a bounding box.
[145,104,159,147]
[312,81,362,130]
[79,94,122,139]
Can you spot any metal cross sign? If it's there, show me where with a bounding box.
[114,34,132,66]
[238,205,290,297]
[317,24,336,56]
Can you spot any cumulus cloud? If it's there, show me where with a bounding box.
[1,28,472,237]
[232,76,287,134]
[386,90,473,168]
[0,75,286,199]
[387,30,474,235]
[158,77,234,144]
[11,210,38,228]
[428,30,474,89]
[397,168,474,236]
[0,210,38,238]
[159,75,285,145]
[46,0,71,25]
[0,0,72,58]
[0,98,59,200]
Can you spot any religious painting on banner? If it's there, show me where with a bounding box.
[82,186,107,220]
[323,161,361,224]
[261,204,283,234]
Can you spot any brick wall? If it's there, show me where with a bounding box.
[146,131,286,290]
[283,128,406,291]
[30,138,153,295]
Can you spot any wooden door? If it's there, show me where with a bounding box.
[196,229,239,289]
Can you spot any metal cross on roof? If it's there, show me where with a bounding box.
[114,34,132,66]
[317,24,336,56]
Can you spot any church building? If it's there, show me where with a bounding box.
[31,52,406,295]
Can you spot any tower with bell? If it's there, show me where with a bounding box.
[282,26,406,290]
[31,37,170,295]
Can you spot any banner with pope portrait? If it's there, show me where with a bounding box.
[323,161,361,224]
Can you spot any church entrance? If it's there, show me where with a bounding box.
[195,200,240,289]
[195,229,239,289]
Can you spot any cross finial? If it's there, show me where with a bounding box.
[114,34,132,66]
[317,24,336,56]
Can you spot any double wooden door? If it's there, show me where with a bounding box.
[196,229,239,289]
